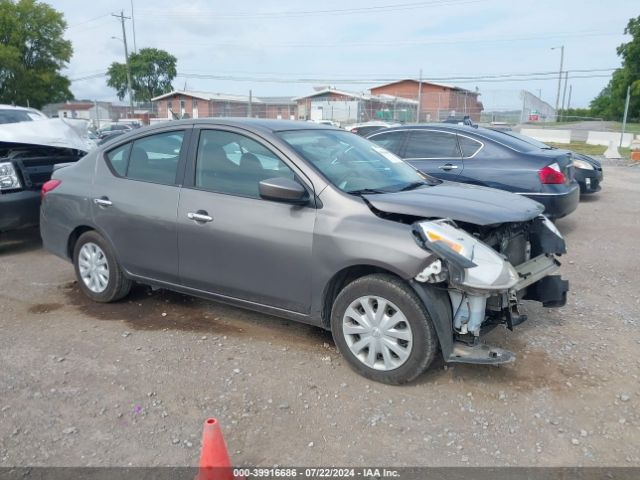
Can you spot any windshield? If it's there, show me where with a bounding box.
[278,129,427,194]
[0,109,34,124]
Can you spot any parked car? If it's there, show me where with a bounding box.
[345,121,400,137]
[367,124,580,218]
[98,123,133,139]
[489,128,603,194]
[40,119,568,384]
[1,118,88,233]
[442,115,476,127]
[0,104,48,124]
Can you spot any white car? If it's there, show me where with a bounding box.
[0,104,48,124]
[345,121,400,136]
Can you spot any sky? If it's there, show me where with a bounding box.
[50,0,637,111]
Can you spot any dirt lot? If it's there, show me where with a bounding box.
[1,160,639,468]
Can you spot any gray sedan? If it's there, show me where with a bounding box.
[40,119,568,384]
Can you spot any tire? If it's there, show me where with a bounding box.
[73,230,132,303]
[330,273,438,385]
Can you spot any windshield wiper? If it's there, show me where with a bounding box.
[397,181,426,192]
[347,188,388,195]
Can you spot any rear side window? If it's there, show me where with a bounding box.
[367,130,405,155]
[405,131,460,158]
[457,135,482,158]
[105,131,184,185]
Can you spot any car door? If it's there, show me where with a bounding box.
[92,128,191,284]
[403,129,463,180]
[177,127,316,313]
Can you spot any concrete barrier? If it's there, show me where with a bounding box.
[586,131,634,148]
[520,128,572,144]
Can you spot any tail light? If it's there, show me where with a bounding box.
[41,179,61,201]
[538,163,565,184]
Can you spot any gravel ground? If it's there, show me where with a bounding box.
[1,159,639,468]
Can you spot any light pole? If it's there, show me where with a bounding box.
[551,45,564,119]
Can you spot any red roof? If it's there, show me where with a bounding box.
[60,103,94,110]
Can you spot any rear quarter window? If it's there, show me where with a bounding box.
[457,135,483,158]
[106,143,132,176]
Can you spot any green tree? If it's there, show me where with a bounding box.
[0,0,72,108]
[107,48,177,103]
[590,15,640,121]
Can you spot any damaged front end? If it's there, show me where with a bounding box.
[411,215,568,365]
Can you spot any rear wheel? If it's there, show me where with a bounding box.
[73,230,131,303]
[330,274,438,384]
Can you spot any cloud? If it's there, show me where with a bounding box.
[50,0,634,108]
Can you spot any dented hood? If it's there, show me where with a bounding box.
[0,118,92,152]
[363,181,545,226]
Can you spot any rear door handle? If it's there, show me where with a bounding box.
[187,210,213,223]
[93,197,112,207]
[438,163,459,171]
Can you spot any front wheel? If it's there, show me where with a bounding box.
[330,274,438,384]
[73,230,132,303]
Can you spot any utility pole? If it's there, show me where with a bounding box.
[560,71,569,121]
[130,0,137,53]
[620,85,631,148]
[112,10,135,118]
[416,69,423,123]
[552,45,564,119]
[566,85,572,112]
[248,90,252,117]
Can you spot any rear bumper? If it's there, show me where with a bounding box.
[575,168,603,194]
[0,190,40,232]
[520,183,580,219]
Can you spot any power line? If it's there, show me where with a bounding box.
[154,30,621,50]
[67,13,112,29]
[136,0,480,19]
[69,68,620,84]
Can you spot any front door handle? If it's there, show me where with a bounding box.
[438,163,459,171]
[187,210,213,223]
[93,197,112,207]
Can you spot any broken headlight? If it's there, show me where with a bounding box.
[0,162,22,190]
[415,220,519,292]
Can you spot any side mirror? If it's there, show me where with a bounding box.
[259,177,309,204]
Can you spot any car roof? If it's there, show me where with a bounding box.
[134,118,337,136]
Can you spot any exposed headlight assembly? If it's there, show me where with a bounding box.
[572,158,594,170]
[415,220,519,292]
[0,162,22,190]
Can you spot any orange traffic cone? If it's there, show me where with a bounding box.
[196,418,234,480]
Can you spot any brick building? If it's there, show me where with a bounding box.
[151,90,297,120]
[294,88,418,124]
[369,80,483,122]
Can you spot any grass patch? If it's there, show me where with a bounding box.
[610,122,640,135]
[546,141,631,158]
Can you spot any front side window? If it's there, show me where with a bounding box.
[105,131,184,185]
[195,130,295,198]
[278,130,423,194]
[404,130,460,159]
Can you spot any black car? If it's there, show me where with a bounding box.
[489,129,603,195]
[367,124,580,218]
